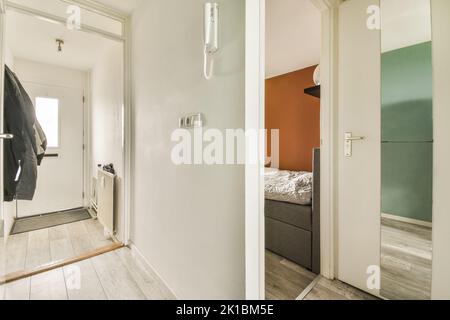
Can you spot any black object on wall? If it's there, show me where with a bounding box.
[304,85,321,99]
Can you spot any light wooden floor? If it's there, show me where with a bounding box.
[265,250,316,300]
[381,217,432,300]
[0,219,114,278]
[264,248,377,301]
[0,247,175,300]
[302,277,378,300]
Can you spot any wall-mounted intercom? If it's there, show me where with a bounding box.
[203,2,219,80]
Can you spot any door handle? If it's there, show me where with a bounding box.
[0,133,14,140]
[345,132,365,157]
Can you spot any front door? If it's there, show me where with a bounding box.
[17,82,84,217]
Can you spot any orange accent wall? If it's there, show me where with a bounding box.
[266,66,320,172]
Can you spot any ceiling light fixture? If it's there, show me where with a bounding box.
[56,39,64,52]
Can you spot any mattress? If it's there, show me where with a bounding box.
[264,168,313,205]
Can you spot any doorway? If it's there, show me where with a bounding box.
[263,0,322,300]
[245,0,340,300]
[16,71,85,218]
[246,0,450,301]
[0,0,129,283]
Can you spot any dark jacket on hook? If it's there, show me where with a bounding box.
[3,65,47,202]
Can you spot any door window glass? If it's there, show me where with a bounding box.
[36,97,59,148]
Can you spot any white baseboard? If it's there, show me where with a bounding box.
[128,242,178,300]
[382,213,432,228]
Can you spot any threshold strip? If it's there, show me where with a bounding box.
[0,242,124,285]
[296,275,322,300]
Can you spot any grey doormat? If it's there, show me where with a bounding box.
[11,209,91,235]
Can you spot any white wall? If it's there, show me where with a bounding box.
[431,0,450,300]
[14,58,86,90]
[5,46,14,69]
[5,27,14,69]
[265,0,321,78]
[131,0,245,299]
[90,42,124,240]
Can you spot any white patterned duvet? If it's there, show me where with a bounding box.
[264,168,313,205]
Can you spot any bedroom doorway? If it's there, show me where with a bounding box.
[245,0,340,300]
[263,0,322,300]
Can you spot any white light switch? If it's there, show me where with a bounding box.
[179,114,204,129]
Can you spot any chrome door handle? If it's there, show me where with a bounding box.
[0,133,14,140]
[345,132,365,157]
[345,135,365,141]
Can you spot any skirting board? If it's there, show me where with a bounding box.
[382,213,432,228]
[129,242,178,300]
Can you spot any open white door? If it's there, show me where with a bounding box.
[0,3,4,229]
[0,0,11,238]
[431,0,450,300]
[337,0,381,296]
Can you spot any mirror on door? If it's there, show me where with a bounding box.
[380,0,433,300]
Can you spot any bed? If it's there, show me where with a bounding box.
[265,149,320,274]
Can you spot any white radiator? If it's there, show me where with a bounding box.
[97,169,115,235]
[90,177,98,214]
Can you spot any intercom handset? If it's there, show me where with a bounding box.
[204,3,219,80]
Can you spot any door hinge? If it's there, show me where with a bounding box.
[83,96,86,103]
[82,192,85,199]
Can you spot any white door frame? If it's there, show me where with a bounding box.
[245,0,342,300]
[0,0,6,226]
[0,0,132,244]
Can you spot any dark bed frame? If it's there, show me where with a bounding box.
[265,149,321,274]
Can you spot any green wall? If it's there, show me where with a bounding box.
[381,41,433,222]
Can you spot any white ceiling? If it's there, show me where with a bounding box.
[6,10,122,71]
[94,0,142,14]
[381,0,431,53]
[265,0,321,78]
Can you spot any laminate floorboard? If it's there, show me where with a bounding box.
[302,277,378,300]
[265,250,316,300]
[1,247,175,300]
[380,217,432,300]
[1,218,115,279]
